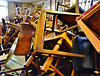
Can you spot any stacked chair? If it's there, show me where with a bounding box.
[0,0,100,76]
[72,1,100,76]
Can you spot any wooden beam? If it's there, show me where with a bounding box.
[50,0,53,10]
[42,9,81,16]
[77,20,100,54]
[7,23,20,29]
[50,64,64,76]
[36,49,85,57]
[34,12,46,50]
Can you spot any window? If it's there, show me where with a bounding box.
[0,0,8,22]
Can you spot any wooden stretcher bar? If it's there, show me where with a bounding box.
[42,9,81,16]
[7,23,21,29]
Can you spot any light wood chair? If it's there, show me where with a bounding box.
[32,9,85,75]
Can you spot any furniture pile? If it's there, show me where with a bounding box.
[0,1,100,76]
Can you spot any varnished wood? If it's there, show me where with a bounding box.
[44,32,72,49]
[0,36,2,45]
[35,56,41,75]
[42,56,53,72]
[31,21,37,27]
[7,23,21,29]
[14,24,34,55]
[82,4,100,21]
[61,25,78,32]
[77,20,100,53]
[33,9,85,76]
[62,32,72,48]
[82,4,100,37]
[32,61,38,67]
[32,61,54,71]
[3,29,20,46]
[21,9,30,24]
[71,69,76,76]
[50,64,64,76]
[36,49,85,57]
[29,7,38,24]
[42,38,63,72]
[34,12,46,50]
[24,55,34,67]
[46,25,78,33]
[50,0,53,10]
[42,9,81,16]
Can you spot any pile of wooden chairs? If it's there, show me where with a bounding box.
[0,0,100,76]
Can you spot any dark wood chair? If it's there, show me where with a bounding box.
[76,1,100,54]
[72,1,100,76]
[72,36,100,76]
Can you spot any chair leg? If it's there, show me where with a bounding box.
[25,55,28,76]
[71,69,76,76]
[35,56,41,75]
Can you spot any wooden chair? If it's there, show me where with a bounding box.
[31,9,86,75]
[71,1,100,76]
[12,9,85,76]
[0,7,40,76]
[1,7,38,49]
[76,1,100,54]
[57,0,93,34]
[0,9,84,76]
[43,9,81,32]
[2,23,20,46]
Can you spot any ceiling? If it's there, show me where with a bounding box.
[5,0,44,3]
[4,0,100,4]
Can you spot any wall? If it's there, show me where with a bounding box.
[8,2,15,15]
[22,3,33,15]
[8,2,33,15]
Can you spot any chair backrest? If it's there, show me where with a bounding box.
[72,36,100,74]
[72,36,95,74]
[2,18,6,35]
[14,24,34,55]
[4,38,25,75]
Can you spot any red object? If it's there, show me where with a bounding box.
[75,1,100,21]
